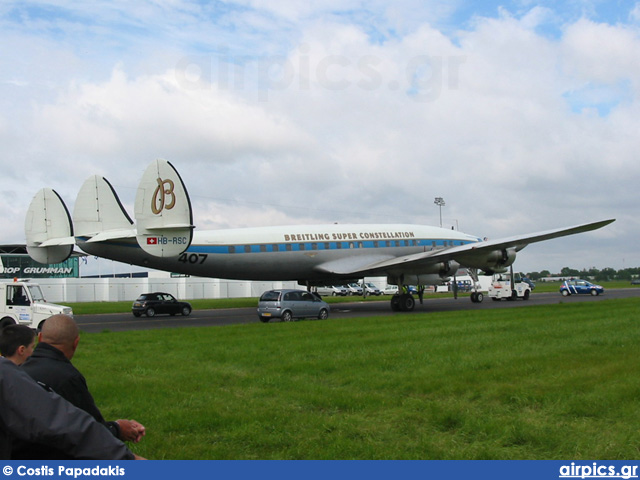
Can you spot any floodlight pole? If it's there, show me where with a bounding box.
[434,197,445,228]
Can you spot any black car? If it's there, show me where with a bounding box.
[132,292,192,317]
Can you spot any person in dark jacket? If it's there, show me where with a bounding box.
[20,314,145,456]
[0,357,138,460]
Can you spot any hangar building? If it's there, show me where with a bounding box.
[0,245,79,279]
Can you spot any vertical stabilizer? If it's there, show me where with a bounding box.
[24,188,74,264]
[134,159,194,257]
[73,175,135,241]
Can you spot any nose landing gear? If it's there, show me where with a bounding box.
[470,291,484,303]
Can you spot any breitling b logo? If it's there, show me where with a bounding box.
[151,177,176,214]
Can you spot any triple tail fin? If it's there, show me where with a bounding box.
[134,159,194,257]
[24,188,75,264]
[25,159,194,264]
[73,175,136,242]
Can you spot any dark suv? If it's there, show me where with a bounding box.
[132,292,192,317]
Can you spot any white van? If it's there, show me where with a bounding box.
[0,280,73,330]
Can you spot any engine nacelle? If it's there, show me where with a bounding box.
[438,260,459,278]
[388,261,460,286]
[473,247,517,275]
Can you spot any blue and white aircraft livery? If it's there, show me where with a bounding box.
[24,159,614,311]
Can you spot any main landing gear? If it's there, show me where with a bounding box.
[390,293,416,312]
[389,276,485,312]
[468,268,484,303]
[390,284,426,312]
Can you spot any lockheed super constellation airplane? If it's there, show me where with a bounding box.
[24,159,614,311]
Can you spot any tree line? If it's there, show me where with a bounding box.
[525,267,640,282]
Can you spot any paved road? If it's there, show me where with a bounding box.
[75,288,640,333]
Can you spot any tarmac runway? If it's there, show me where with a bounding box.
[74,288,640,333]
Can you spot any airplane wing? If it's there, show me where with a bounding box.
[316,219,615,276]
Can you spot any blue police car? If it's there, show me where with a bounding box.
[559,279,604,296]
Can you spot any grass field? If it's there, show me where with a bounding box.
[67,280,637,314]
[74,296,640,460]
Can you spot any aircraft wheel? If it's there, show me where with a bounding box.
[390,295,401,311]
[471,292,484,303]
[399,294,415,312]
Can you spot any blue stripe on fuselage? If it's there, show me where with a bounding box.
[187,238,475,255]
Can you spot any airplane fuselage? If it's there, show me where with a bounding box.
[78,224,481,282]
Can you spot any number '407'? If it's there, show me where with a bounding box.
[178,253,208,264]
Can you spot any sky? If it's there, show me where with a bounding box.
[1,0,638,276]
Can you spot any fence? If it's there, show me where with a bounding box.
[33,277,300,303]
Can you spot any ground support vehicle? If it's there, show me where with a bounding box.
[487,270,531,301]
[0,280,73,330]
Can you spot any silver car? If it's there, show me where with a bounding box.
[315,285,348,296]
[257,289,330,323]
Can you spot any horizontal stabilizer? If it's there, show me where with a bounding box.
[85,229,137,243]
[74,175,135,239]
[39,236,76,247]
[134,159,194,257]
[24,188,74,264]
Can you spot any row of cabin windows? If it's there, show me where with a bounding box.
[227,239,462,254]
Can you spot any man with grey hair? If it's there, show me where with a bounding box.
[19,314,145,458]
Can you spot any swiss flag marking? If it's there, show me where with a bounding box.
[147,237,158,245]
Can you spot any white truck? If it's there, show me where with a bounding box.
[487,270,532,301]
[0,280,73,330]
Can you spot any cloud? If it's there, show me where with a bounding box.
[561,18,640,85]
[34,67,312,162]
